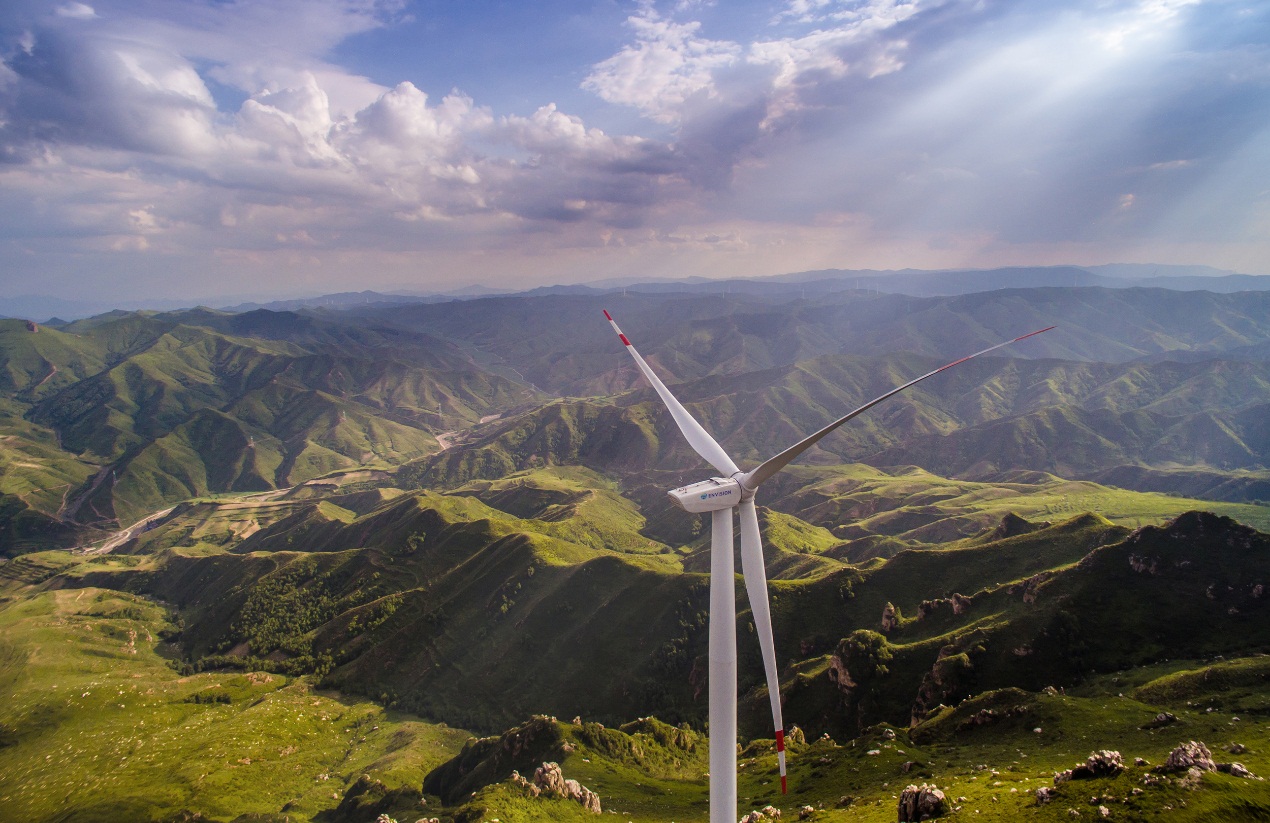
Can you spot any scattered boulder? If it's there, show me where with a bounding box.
[897,783,947,821]
[798,806,815,820]
[1035,786,1057,804]
[1225,743,1248,755]
[1162,741,1215,773]
[1217,762,1258,778]
[1141,712,1175,730]
[1083,750,1125,777]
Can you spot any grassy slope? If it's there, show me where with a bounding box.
[0,586,470,823]
[3,497,1270,821]
[2,579,1268,822]
[766,464,1270,551]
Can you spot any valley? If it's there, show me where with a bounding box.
[1,278,1269,821]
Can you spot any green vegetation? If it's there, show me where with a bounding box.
[0,588,470,823]
[2,290,1270,820]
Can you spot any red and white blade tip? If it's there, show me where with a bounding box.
[603,309,631,346]
[776,729,788,793]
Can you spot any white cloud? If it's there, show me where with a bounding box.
[0,0,1265,299]
[583,11,741,123]
[55,3,97,19]
[586,1,926,131]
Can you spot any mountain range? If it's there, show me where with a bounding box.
[1,273,1269,822]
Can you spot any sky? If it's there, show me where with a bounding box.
[0,0,1268,303]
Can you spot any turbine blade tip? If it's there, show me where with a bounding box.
[1015,325,1057,341]
[603,309,612,321]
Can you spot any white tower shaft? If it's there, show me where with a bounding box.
[708,507,737,823]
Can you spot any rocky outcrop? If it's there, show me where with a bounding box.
[423,715,566,804]
[1217,762,1259,778]
[916,593,973,620]
[881,602,899,633]
[1162,741,1215,773]
[332,774,424,822]
[827,654,857,694]
[739,807,782,822]
[1128,554,1161,574]
[510,762,602,813]
[897,783,947,821]
[1008,572,1051,604]
[1053,750,1124,785]
[910,636,986,726]
[1157,741,1261,780]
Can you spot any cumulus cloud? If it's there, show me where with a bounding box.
[0,0,1266,300]
[0,2,700,274]
[1,28,217,158]
[587,0,926,129]
[583,11,741,123]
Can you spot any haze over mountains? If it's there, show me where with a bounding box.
[2,269,1270,821]
[3,263,1268,322]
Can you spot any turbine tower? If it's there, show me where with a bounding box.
[604,309,1054,823]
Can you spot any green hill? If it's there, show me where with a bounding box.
[0,308,542,547]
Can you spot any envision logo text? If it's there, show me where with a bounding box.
[699,490,733,500]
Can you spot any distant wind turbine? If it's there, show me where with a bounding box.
[604,310,1054,823]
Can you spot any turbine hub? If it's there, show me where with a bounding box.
[667,477,742,513]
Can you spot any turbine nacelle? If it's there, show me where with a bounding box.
[668,477,743,513]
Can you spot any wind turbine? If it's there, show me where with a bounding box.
[603,309,1054,823]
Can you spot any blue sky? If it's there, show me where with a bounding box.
[0,0,1267,303]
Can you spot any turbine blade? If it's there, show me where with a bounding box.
[604,310,740,476]
[738,498,787,794]
[742,326,1056,490]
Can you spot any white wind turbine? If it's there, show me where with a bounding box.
[604,309,1054,823]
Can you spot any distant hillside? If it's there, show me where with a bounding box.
[357,287,1270,397]
[0,309,540,547]
[396,349,1270,506]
